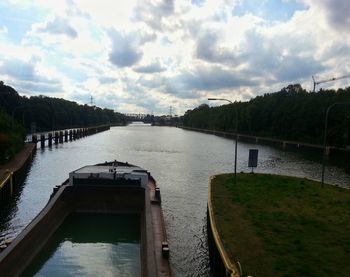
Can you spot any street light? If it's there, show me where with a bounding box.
[321,101,350,185]
[208,98,238,184]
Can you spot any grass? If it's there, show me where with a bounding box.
[210,173,350,277]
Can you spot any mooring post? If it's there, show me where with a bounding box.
[48,133,52,146]
[73,130,76,140]
[59,131,63,143]
[69,130,72,141]
[64,130,68,142]
[40,134,45,148]
[54,132,59,144]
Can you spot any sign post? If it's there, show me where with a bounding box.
[248,149,258,173]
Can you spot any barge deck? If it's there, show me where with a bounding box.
[0,161,171,276]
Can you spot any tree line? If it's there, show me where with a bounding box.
[183,84,350,147]
[0,83,127,163]
[0,83,127,132]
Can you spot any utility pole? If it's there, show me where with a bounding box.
[313,74,350,92]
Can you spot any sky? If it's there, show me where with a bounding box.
[0,0,349,115]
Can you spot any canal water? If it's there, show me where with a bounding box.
[23,214,141,277]
[1,126,350,276]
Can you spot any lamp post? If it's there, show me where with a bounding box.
[321,101,350,185]
[208,98,238,184]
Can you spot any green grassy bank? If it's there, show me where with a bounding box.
[210,173,350,277]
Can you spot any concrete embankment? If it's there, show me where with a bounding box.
[0,143,36,202]
[181,126,350,161]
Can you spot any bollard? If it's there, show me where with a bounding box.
[73,130,76,140]
[64,130,68,142]
[48,133,53,146]
[54,132,59,144]
[155,187,161,202]
[69,130,72,141]
[162,242,169,258]
[40,134,45,148]
[59,131,63,143]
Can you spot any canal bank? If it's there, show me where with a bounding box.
[181,126,350,173]
[0,143,36,202]
[208,173,350,277]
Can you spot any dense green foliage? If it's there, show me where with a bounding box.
[0,109,25,163]
[0,83,127,162]
[211,173,350,277]
[0,84,126,133]
[184,84,350,146]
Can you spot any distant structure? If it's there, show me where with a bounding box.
[169,106,173,118]
[312,74,350,92]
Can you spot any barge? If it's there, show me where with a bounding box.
[0,161,171,276]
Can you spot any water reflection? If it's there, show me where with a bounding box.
[23,214,141,277]
[1,126,349,276]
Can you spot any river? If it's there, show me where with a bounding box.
[1,126,350,276]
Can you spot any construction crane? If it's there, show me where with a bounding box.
[312,74,350,92]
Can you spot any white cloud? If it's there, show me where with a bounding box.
[0,0,349,114]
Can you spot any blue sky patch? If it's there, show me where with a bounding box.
[0,2,47,43]
[233,0,307,22]
[191,0,205,7]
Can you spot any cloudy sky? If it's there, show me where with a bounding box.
[0,0,349,115]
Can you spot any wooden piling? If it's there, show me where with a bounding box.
[48,133,52,146]
[64,131,68,142]
[54,132,59,144]
[59,131,63,143]
[40,134,45,148]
